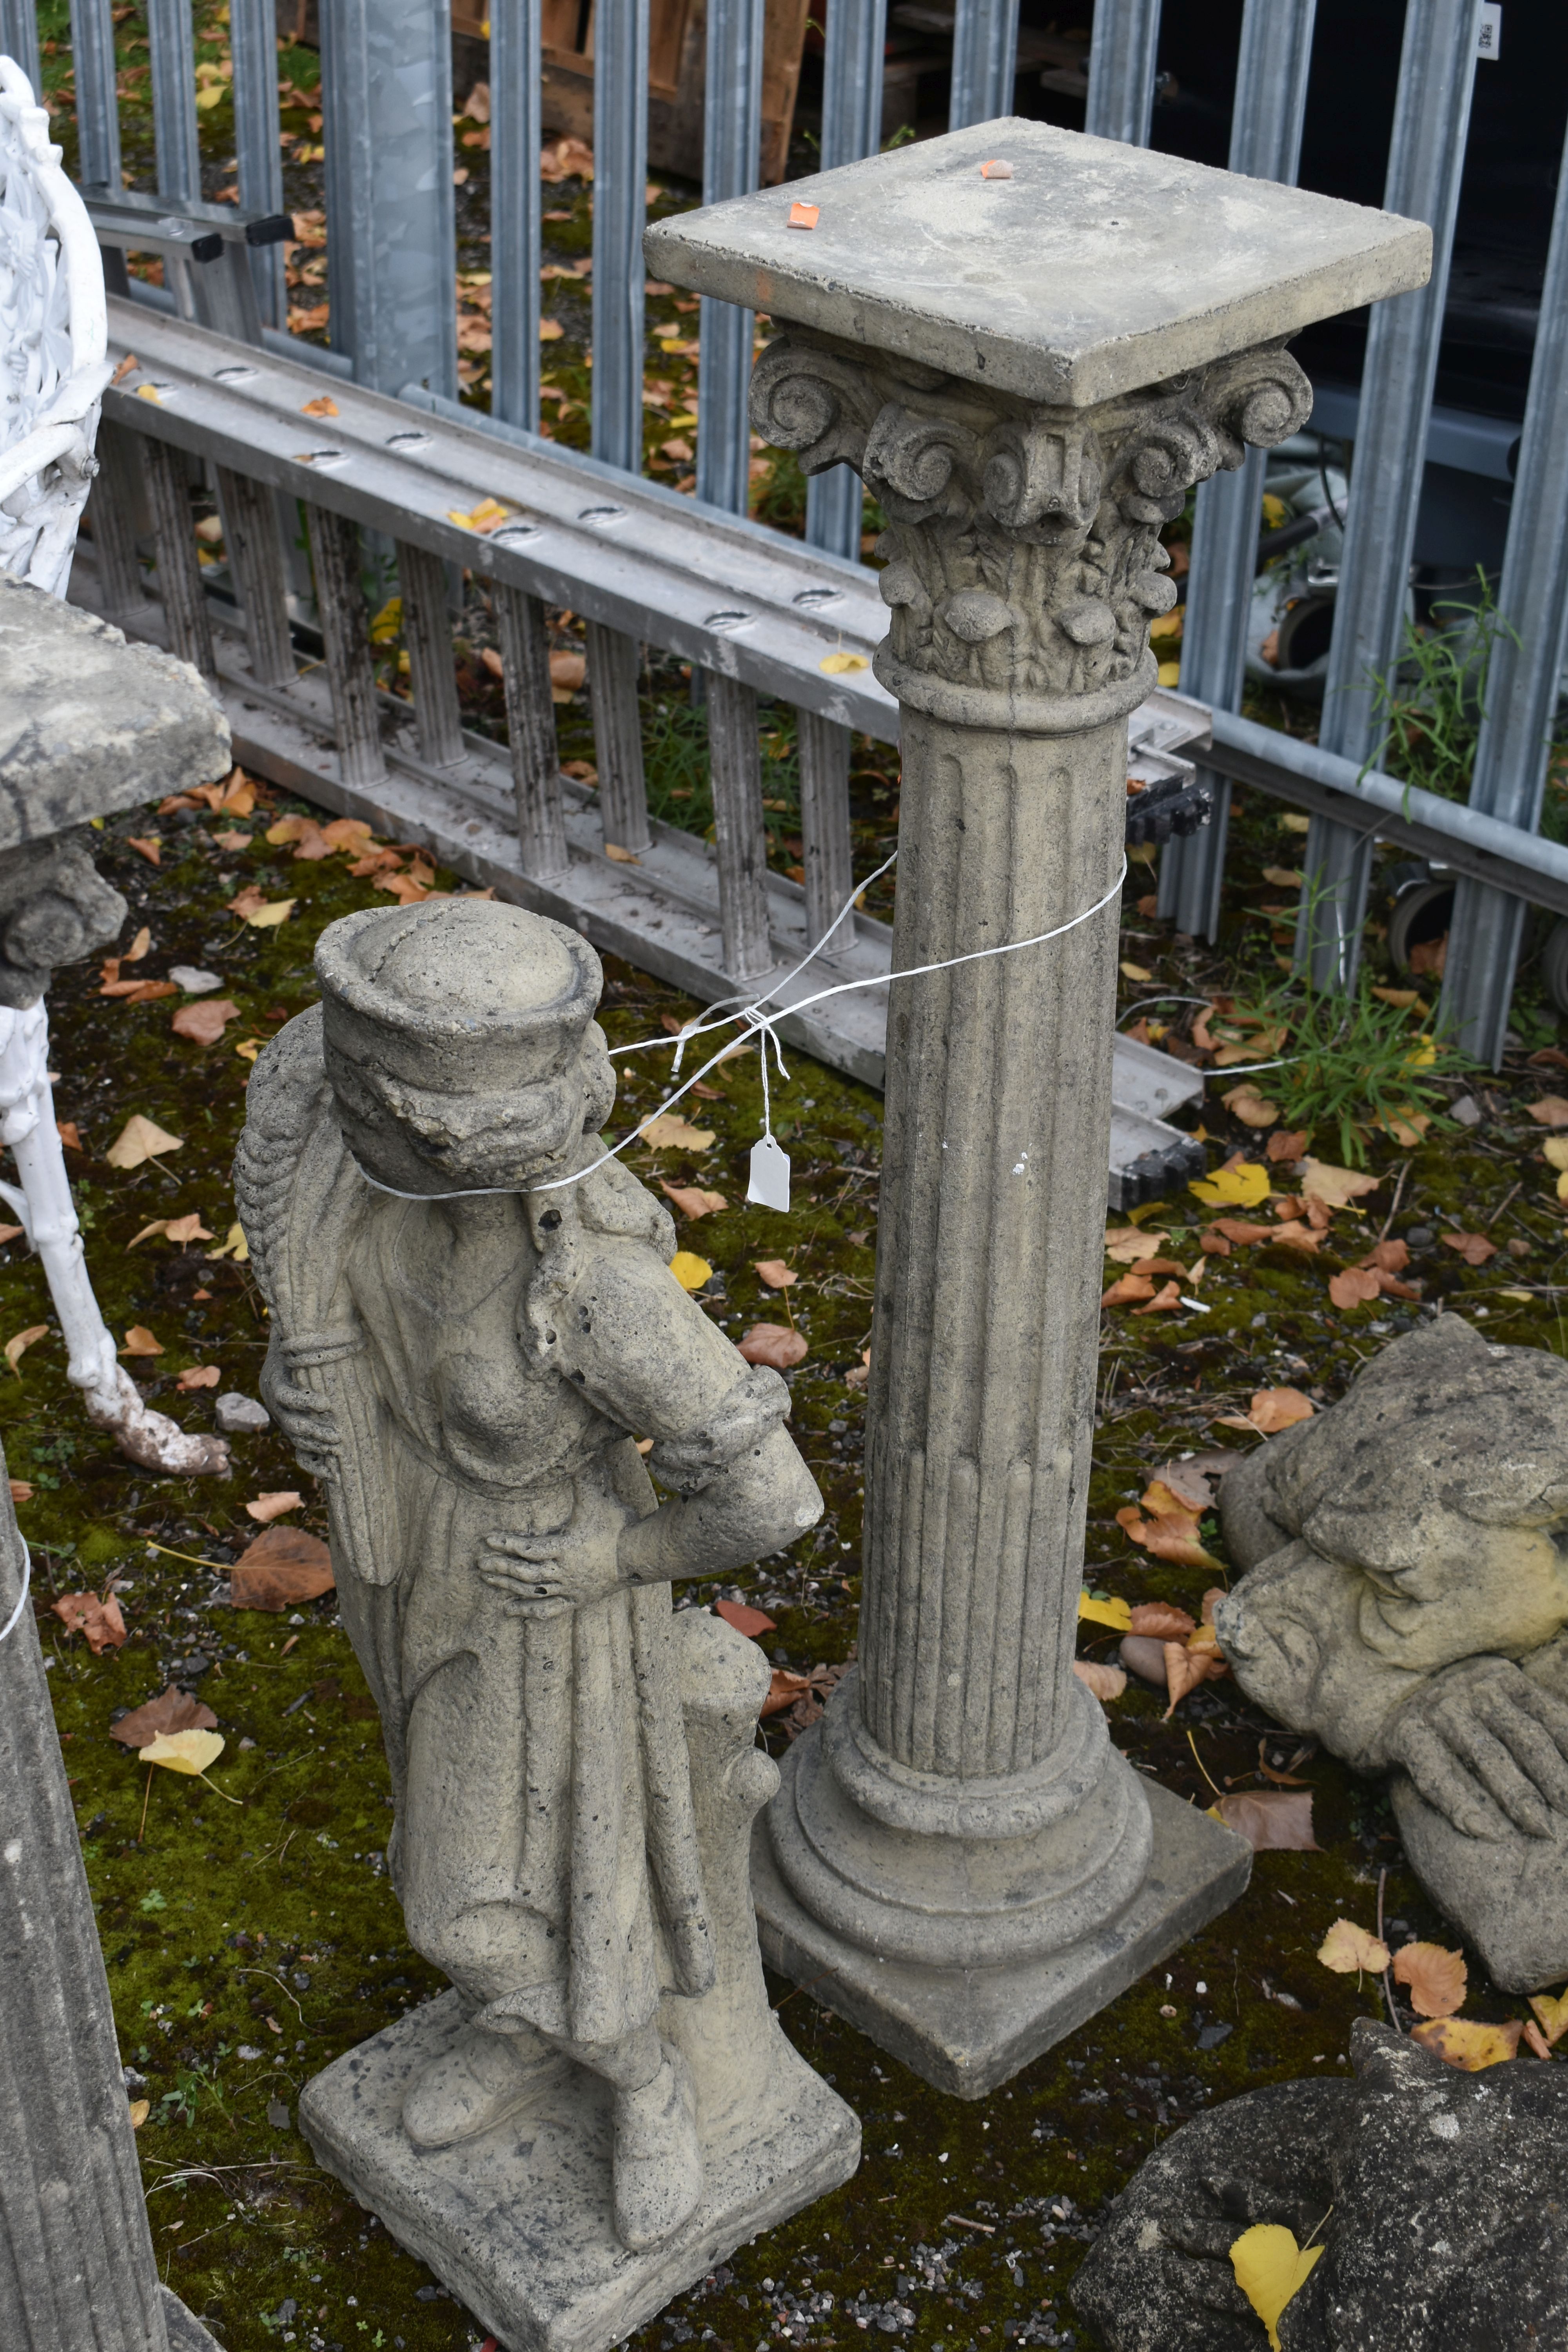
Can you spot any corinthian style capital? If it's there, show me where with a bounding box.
[750,330,1311,730]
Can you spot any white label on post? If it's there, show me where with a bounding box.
[1477,3,1502,57]
[748,1134,792,1213]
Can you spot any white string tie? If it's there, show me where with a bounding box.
[0,1537,33,1644]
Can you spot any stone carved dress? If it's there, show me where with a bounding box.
[238,1008,782,2051]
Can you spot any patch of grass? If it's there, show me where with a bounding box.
[1227,964,1469,1166]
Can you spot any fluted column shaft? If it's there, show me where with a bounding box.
[863,709,1122,1780]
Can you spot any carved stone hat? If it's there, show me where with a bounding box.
[315,899,608,1194]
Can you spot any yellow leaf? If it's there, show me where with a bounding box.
[1410,2015,1521,2071]
[1372,985,1425,1010]
[121,1326,164,1357]
[1300,1158,1379,1211]
[4,1323,49,1375]
[639,1113,716,1151]
[819,652,869,674]
[1189,1160,1270,1209]
[204,1223,250,1263]
[300,394,338,418]
[1316,1916,1390,1976]
[1263,866,1304,889]
[1078,1591,1132,1632]
[1543,1137,1568,1171]
[129,2098,150,2129]
[105,1114,183,1170]
[245,898,295,929]
[1405,1034,1437,1069]
[134,381,163,403]
[1230,2224,1325,2350]
[446,495,514,534]
[604,842,641,864]
[234,1038,265,1060]
[1528,1985,1568,2047]
[368,595,403,643]
[1119,960,1153,982]
[139,1728,225,1776]
[669,1250,712,1291]
[1261,492,1289,530]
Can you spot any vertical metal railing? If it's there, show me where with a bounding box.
[230,0,286,329]
[1158,0,1318,941]
[147,0,201,203]
[1083,0,1160,145]
[1296,0,1484,988]
[948,0,1018,132]
[0,0,38,89]
[803,0,885,567]
[1440,111,1568,1062]
[66,0,121,188]
[695,0,765,514]
[489,0,544,434]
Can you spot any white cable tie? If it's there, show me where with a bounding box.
[0,1537,33,1644]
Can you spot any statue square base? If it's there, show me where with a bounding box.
[751,1777,1250,2100]
[163,2287,227,2349]
[301,1991,860,2352]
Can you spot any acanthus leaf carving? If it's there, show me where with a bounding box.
[750,328,1313,722]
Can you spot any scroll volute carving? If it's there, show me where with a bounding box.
[750,330,1311,710]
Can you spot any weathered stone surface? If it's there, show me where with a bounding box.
[1216,1316,1568,1989]
[644,118,1431,407]
[0,1442,225,2350]
[1073,2016,1568,2351]
[648,115,1427,2095]
[214,1390,270,1436]
[0,829,125,1006]
[0,570,230,848]
[241,900,855,2336]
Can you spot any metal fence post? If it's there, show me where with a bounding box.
[708,673,774,979]
[949,0,1018,131]
[1440,114,1568,1064]
[147,0,200,204]
[803,0,884,563]
[230,0,285,329]
[319,0,457,398]
[696,0,765,516]
[67,0,121,189]
[1083,0,1161,146]
[305,504,386,785]
[1158,0,1317,940]
[1297,0,1483,989]
[592,0,649,474]
[0,1,40,91]
[490,0,543,433]
[143,436,216,681]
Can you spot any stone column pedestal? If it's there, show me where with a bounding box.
[647,118,1430,2094]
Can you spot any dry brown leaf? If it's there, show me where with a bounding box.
[712,1598,776,1638]
[1131,1280,1185,1315]
[1161,1641,1229,1713]
[1222,1084,1279,1128]
[300,393,338,418]
[1328,1267,1383,1309]
[1523,2019,1553,2061]
[126,835,162,866]
[760,1666,814,1719]
[110,1686,219,1746]
[1300,1159,1380,1211]
[1208,1790,1319,1851]
[1392,1940,1468,2019]
[639,1113,716,1151]
[1443,1230,1497,1266]
[754,1259,798,1289]
[1526,1096,1568,1128]
[1528,1987,1568,2047]
[8,1477,31,1502]
[164,1212,214,1247]
[170,997,241,1045]
[604,843,641,864]
[1247,1387,1315,1434]
[105,1114,183,1171]
[1072,1659,1127,1702]
[176,1365,221,1392]
[52,1591,127,1653]
[548,650,586,693]
[121,1327,163,1357]
[659,1183,727,1220]
[737,1325,808,1370]
[4,1323,48,1374]
[1359,1238,1411,1273]
[1316,1917,1390,1975]
[55,1122,82,1152]
[1103,1227,1171,1264]
[1102,1271,1156,1307]
[1410,2016,1521,2071]
[245,1490,302,1523]
[1117,1482,1222,1573]
[229,1524,335,1611]
[1128,1601,1197,1639]
[1267,1129,1310,1163]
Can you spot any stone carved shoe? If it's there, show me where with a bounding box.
[403,2021,564,2150]
[611,2044,702,2251]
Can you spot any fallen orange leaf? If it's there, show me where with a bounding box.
[1207,1790,1318,1851]
[737,1324,808,1369]
[52,1590,128,1653]
[4,1323,48,1374]
[1328,1266,1382,1309]
[660,1183,727,1219]
[1528,1986,1568,2047]
[1526,1096,1568,1127]
[1072,1659,1127,1702]
[754,1259,797,1289]
[1410,2016,1520,2071]
[176,1365,222,1392]
[229,1523,334,1609]
[121,1326,163,1357]
[1443,1230,1497,1266]
[105,1114,183,1170]
[713,1598,776,1638]
[1392,1940,1467,2019]
[245,1490,302,1523]
[110,1686,219,1745]
[1131,1279,1183,1315]
[1246,1387,1314,1434]
[170,997,241,1045]
[126,835,162,866]
[1102,1271,1155,1307]
[1316,1917,1390,1975]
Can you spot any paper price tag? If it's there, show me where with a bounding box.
[747,1134,792,1214]
[1477,2,1501,57]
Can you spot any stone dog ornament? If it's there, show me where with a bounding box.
[236,899,858,2352]
[1214,1315,1568,1991]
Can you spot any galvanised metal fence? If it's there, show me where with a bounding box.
[26,0,1568,1070]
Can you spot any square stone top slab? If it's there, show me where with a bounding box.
[0,574,230,851]
[644,117,1431,408]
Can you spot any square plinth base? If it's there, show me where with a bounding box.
[751,1779,1251,2098]
[162,2287,226,2350]
[299,1991,860,2352]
